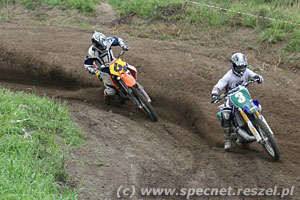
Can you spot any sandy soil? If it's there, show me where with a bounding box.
[0,2,300,200]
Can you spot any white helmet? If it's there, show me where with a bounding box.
[91,31,106,50]
[230,53,248,77]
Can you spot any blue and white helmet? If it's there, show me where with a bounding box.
[230,53,248,77]
[91,31,107,50]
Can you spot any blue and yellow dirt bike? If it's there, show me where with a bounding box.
[95,49,158,122]
[214,79,280,161]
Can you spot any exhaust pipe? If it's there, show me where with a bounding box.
[237,127,256,142]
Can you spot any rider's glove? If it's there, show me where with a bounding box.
[252,75,261,83]
[211,94,219,104]
[100,65,106,70]
[87,66,95,74]
[122,46,130,51]
[119,39,130,51]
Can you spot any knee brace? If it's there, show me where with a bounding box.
[221,108,232,128]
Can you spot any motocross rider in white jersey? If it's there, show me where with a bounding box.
[84,31,137,104]
[211,53,264,151]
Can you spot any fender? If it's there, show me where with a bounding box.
[120,72,136,88]
[244,102,259,114]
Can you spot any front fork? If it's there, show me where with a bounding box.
[255,111,274,135]
[136,82,151,103]
[238,108,263,142]
[117,79,142,108]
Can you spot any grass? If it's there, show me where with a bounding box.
[0,0,99,12]
[0,0,9,21]
[0,12,5,21]
[109,0,183,18]
[0,88,85,199]
[109,0,300,54]
[97,157,104,167]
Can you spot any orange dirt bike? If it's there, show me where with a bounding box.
[95,49,158,122]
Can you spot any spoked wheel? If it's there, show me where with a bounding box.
[132,87,158,122]
[254,118,280,161]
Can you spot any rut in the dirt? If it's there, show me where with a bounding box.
[0,43,218,144]
[0,45,92,89]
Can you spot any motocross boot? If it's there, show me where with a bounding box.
[223,128,232,151]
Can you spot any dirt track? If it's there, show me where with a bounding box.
[1,5,300,199]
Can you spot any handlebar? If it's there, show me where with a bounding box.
[117,47,130,59]
[212,79,257,103]
[243,79,257,88]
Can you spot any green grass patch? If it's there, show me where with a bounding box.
[259,23,287,43]
[0,12,5,21]
[109,0,183,19]
[0,88,85,199]
[0,0,99,12]
[109,0,300,53]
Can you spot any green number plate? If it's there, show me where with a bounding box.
[230,88,251,108]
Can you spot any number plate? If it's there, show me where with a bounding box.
[230,88,251,108]
[109,59,126,76]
